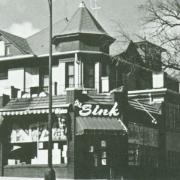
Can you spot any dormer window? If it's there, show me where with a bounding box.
[0,40,10,56]
[5,45,10,56]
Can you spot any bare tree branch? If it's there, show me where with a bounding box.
[140,0,180,71]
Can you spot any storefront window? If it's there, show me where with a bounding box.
[128,143,159,167]
[7,116,68,166]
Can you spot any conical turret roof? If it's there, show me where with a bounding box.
[55,1,113,40]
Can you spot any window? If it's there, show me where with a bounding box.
[0,41,5,56]
[167,151,180,169]
[0,67,8,80]
[128,144,158,167]
[84,61,95,88]
[102,63,109,77]
[5,45,10,56]
[7,116,68,165]
[66,62,74,88]
[40,66,49,91]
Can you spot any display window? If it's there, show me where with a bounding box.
[7,115,68,166]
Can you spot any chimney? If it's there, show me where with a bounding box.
[0,94,10,108]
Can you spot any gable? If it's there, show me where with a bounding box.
[0,30,32,56]
[125,41,143,65]
[0,35,22,56]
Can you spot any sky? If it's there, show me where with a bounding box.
[0,0,148,53]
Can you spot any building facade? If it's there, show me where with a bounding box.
[0,2,179,179]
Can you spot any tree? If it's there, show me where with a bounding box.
[139,0,180,71]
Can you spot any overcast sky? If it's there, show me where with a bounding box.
[0,0,148,54]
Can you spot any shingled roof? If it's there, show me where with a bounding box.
[0,30,33,54]
[0,2,114,57]
[26,18,68,55]
[55,2,113,39]
[5,95,66,110]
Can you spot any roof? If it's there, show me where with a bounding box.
[0,3,113,57]
[135,40,166,52]
[0,30,33,54]
[0,96,66,112]
[26,18,68,55]
[76,116,127,135]
[87,94,114,105]
[55,2,112,39]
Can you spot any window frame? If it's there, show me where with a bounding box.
[65,62,74,88]
[84,61,95,88]
[0,67,8,80]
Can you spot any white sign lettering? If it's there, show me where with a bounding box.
[74,100,119,117]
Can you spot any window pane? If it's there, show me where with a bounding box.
[84,62,94,88]
[101,140,106,147]
[66,63,74,88]
[0,41,5,56]
[43,74,49,87]
[0,68,8,80]
[101,159,107,165]
[68,64,74,76]
[68,77,74,87]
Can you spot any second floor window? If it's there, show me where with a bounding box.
[66,62,74,88]
[40,66,49,88]
[84,61,95,88]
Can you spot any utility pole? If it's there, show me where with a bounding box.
[45,0,56,180]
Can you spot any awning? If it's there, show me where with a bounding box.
[0,95,69,116]
[0,108,68,116]
[76,116,127,136]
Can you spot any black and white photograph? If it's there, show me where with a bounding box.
[0,0,179,179]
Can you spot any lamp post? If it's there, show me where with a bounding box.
[45,0,56,180]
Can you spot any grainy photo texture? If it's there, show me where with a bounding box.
[0,0,179,180]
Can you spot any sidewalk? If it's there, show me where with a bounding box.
[0,178,75,180]
[0,178,107,180]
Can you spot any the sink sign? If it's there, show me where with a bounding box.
[74,100,119,117]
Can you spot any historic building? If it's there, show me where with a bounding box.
[0,2,179,179]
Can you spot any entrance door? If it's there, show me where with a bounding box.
[88,138,111,179]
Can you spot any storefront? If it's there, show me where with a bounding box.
[0,95,73,178]
[0,89,129,179]
[73,96,128,179]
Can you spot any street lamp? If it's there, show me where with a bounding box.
[44,0,56,180]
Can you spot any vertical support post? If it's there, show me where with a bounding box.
[45,0,55,179]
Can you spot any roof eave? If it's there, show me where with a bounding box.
[53,32,115,45]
